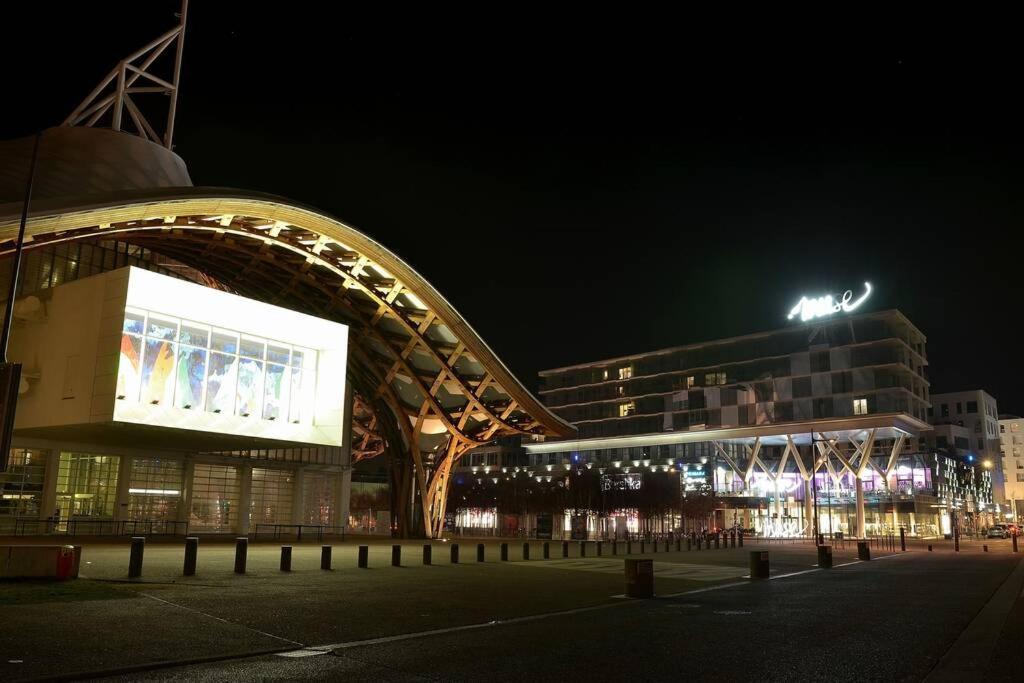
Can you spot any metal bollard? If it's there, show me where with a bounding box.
[234,537,248,574]
[358,545,368,568]
[280,546,292,572]
[580,541,587,557]
[321,545,332,570]
[597,541,603,556]
[562,541,569,558]
[676,537,681,552]
[640,540,646,554]
[749,551,770,579]
[739,532,744,547]
[392,544,401,567]
[128,536,145,578]
[652,539,657,553]
[686,537,691,551]
[477,543,485,562]
[543,541,550,559]
[817,544,833,569]
[612,540,618,555]
[500,543,509,561]
[183,537,198,576]
[627,540,632,554]
[900,528,906,552]
[695,537,701,551]
[523,542,530,561]
[423,544,432,565]
[705,536,711,550]
[983,545,988,553]
[731,532,736,548]
[714,535,720,549]
[857,541,871,561]
[928,544,933,552]
[451,543,459,564]
[1013,533,1019,553]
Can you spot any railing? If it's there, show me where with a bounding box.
[253,524,342,542]
[13,518,189,537]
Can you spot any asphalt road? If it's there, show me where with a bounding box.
[2,538,1021,681]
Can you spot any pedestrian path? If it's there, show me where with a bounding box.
[513,558,749,582]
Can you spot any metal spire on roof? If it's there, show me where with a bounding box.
[62,1,188,149]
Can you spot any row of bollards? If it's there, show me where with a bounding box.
[127,532,750,578]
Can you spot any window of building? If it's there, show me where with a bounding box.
[956,402,962,414]
[616,385,625,397]
[853,398,868,415]
[55,452,120,522]
[686,376,695,389]
[1017,474,1024,482]
[977,438,984,451]
[190,464,240,532]
[703,371,726,386]
[250,468,294,526]
[118,309,316,425]
[810,351,831,373]
[619,402,636,417]
[127,458,182,521]
[618,366,633,380]
[602,369,609,380]
[941,404,949,418]
[936,436,948,448]
[0,449,47,529]
[1013,423,1020,433]
[302,473,336,525]
[967,401,978,414]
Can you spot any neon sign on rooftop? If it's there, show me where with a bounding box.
[787,282,872,322]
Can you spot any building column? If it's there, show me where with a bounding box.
[237,463,253,536]
[803,478,814,536]
[39,450,60,521]
[177,458,195,528]
[336,467,352,530]
[291,467,306,526]
[855,477,866,538]
[114,455,132,522]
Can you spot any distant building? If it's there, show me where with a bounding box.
[998,416,1024,522]
[927,390,1004,504]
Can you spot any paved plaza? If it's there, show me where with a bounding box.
[1,537,1022,681]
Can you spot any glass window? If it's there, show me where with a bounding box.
[123,310,145,335]
[127,458,183,521]
[853,398,868,415]
[147,316,177,341]
[175,345,207,409]
[966,401,977,414]
[236,356,264,417]
[141,338,176,405]
[250,468,294,526]
[618,366,633,380]
[179,322,210,348]
[0,449,47,529]
[190,464,240,532]
[55,452,120,522]
[303,474,336,525]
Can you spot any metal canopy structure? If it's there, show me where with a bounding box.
[0,189,575,537]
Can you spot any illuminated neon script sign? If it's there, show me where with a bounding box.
[787,282,872,322]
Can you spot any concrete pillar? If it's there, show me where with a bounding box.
[114,455,133,522]
[803,479,814,536]
[855,477,865,538]
[39,450,60,521]
[774,480,782,520]
[291,466,306,526]
[337,467,352,531]
[238,463,253,536]
[177,458,195,525]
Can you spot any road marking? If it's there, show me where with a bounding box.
[514,558,748,582]
[141,593,303,647]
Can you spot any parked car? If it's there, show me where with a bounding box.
[987,524,1010,539]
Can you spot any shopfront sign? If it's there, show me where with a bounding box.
[787,282,872,322]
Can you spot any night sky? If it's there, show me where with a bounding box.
[4,5,1022,413]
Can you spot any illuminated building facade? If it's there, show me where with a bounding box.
[448,309,996,538]
[0,14,571,538]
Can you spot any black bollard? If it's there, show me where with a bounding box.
[392,544,401,567]
[562,541,569,558]
[612,540,618,555]
[640,540,646,554]
[423,544,432,565]
[928,544,933,552]
[676,537,681,552]
[597,541,603,556]
[857,541,871,561]
[625,558,654,598]
[731,532,736,548]
[280,546,292,572]
[739,532,744,547]
[686,537,692,551]
[817,544,833,569]
[983,545,989,553]
[1013,533,1019,553]
[627,539,633,554]
[183,536,198,576]
[954,531,960,553]
[500,543,509,561]
[900,528,906,552]
[358,545,368,568]
[705,536,711,550]
[321,545,332,570]
[451,544,459,564]
[652,539,658,553]
[580,541,587,557]
[714,535,720,549]
[543,541,550,559]
[128,536,145,578]
[477,543,485,562]
[523,542,530,561]
[234,537,248,574]
[749,550,770,579]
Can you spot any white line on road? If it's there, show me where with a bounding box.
[141,593,304,647]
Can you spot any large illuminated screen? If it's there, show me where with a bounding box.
[113,268,347,446]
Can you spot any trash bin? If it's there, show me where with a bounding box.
[624,558,654,598]
[55,545,80,580]
[749,551,770,579]
[857,541,871,561]
[817,544,833,569]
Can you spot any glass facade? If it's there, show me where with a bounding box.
[127,458,183,521]
[118,308,316,425]
[0,449,47,532]
[302,473,337,525]
[55,452,120,521]
[189,464,240,532]
[250,467,294,526]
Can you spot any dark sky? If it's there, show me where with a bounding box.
[4,4,1023,413]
